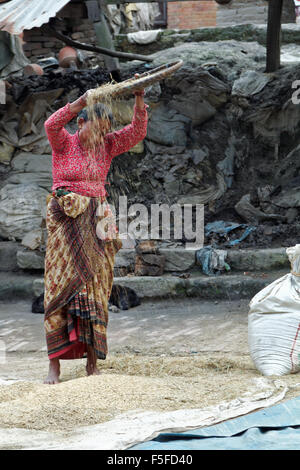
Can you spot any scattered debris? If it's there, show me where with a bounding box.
[7,66,112,105]
[108,304,120,313]
[32,284,141,314]
[205,220,256,247]
[109,284,141,310]
[171,272,191,279]
[235,194,286,225]
[134,240,165,276]
[196,246,230,276]
[23,64,44,76]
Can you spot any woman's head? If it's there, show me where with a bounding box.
[77,103,113,147]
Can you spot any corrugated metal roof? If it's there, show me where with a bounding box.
[0,0,71,34]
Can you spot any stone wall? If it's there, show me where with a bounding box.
[217,0,296,25]
[216,0,269,26]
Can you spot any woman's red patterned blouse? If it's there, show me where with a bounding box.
[44,101,148,197]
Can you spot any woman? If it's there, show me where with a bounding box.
[43,82,148,384]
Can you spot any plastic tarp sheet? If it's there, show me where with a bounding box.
[205,220,256,246]
[0,31,29,78]
[129,395,300,450]
[127,29,162,45]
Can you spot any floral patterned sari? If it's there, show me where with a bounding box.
[44,189,122,360]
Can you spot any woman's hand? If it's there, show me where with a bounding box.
[80,89,93,106]
[133,73,145,110]
[69,90,92,115]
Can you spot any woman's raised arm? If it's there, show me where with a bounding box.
[104,88,148,160]
[44,91,90,152]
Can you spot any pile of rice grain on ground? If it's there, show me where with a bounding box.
[1,353,300,433]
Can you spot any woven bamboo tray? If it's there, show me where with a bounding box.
[91,60,183,100]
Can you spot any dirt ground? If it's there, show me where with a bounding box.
[1,297,300,441]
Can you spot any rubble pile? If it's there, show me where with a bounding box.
[7,66,112,105]
[1,38,300,274]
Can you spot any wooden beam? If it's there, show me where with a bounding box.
[41,24,153,62]
[266,0,283,72]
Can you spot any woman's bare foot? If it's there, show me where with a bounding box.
[86,346,100,376]
[44,358,60,384]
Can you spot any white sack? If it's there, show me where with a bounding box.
[248,244,300,376]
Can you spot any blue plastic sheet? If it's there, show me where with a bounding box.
[195,246,216,276]
[196,246,231,276]
[129,396,300,450]
[205,221,256,246]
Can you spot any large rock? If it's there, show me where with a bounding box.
[274,144,300,185]
[244,95,300,144]
[0,183,48,241]
[0,241,21,271]
[159,248,196,272]
[11,152,51,173]
[33,277,44,297]
[273,187,300,208]
[6,152,52,191]
[169,97,215,126]
[146,104,190,146]
[0,272,39,299]
[114,249,136,268]
[232,70,273,97]
[17,249,45,270]
[0,89,63,155]
[167,66,230,125]
[226,248,289,272]
[121,40,267,80]
[21,228,46,251]
[0,142,15,165]
[134,253,165,276]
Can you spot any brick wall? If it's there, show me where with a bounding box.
[167,0,217,29]
[23,16,97,63]
[167,0,295,30]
